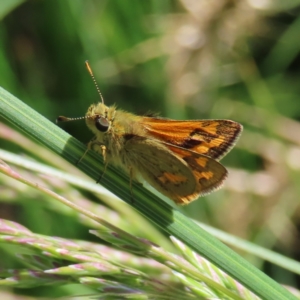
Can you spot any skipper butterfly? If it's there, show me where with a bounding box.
[58,62,242,205]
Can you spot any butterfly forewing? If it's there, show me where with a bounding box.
[142,118,242,160]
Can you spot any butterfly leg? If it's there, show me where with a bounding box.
[96,145,108,183]
[76,137,108,183]
[76,137,97,165]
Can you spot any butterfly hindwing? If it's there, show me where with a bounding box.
[124,135,227,204]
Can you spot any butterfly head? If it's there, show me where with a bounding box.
[85,102,116,136]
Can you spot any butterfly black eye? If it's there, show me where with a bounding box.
[95,117,109,132]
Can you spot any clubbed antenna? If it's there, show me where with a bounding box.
[56,116,87,123]
[57,61,103,123]
[85,60,105,105]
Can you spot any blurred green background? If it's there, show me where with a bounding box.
[1,0,300,298]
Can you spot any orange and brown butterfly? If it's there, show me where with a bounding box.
[57,61,242,205]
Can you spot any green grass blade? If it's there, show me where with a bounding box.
[0,86,297,300]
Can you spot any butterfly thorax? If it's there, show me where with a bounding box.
[85,103,146,166]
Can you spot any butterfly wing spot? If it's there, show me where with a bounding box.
[198,171,214,184]
[180,137,203,149]
[190,128,216,142]
[194,157,208,168]
[157,172,188,185]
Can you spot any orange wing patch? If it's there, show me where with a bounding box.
[157,172,188,185]
[166,144,228,204]
[142,118,242,160]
